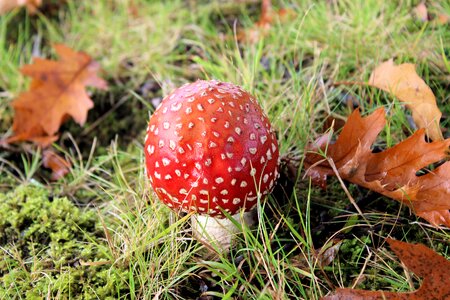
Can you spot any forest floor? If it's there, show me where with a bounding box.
[0,1,449,299]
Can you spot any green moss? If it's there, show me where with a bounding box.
[0,185,128,299]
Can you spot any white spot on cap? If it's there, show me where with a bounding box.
[171,103,182,111]
[200,199,208,204]
[185,107,192,114]
[198,207,206,212]
[147,145,155,155]
[266,149,272,160]
[227,136,235,143]
[240,158,247,166]
[209,141,217,148]
[217,107,224,113]
[220,189,228,195]
[260,156,266,164]
[200,190,208,195]
[250,133,256,141]
[250,168,256,176]
[235,127,242,135]
[164,174,172,180]
[272,143,277,152]
[169,140,176,150]
[233,198,241,205]
[222,199,229,203]
[221,154,226,160]
[163,122,170,129]
[158,140,164,148]
[154,172,161,179]
[205,158,212,166]
[263,174,269,183]
[260,136,267,144]
[178,147,185,154]
[243,118,248,124]
[224,121,230,128]
[208,98,215,104]
[191,194,197,200]
[155,161,160,168]
[202,178,208,184]
[231,179,237,186]
[175,169,181,176]
[247,196,257,202]
[187,97,195,102]
[240,181,247,187]
[162,158,170,166]
[154,128,159,135]
[197,103,204,111]
[149,125,155,132]
[254,123,261,129]
[188,122,194,129]
[191,181,198,187]
[249,148,257,155]
[226,152,233,159]
[211,117,217,123]
[179,189,188,195]
[228,167,232,172]
[213,131,220,137]
[162,107,168,114]
[215,177,224,184]
[195,162,201,170]
[184,173,189,179]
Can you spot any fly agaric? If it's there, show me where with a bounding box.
[144,80,279,250]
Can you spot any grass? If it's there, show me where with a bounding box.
[0,0,449,298]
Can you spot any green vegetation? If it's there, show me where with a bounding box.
[1,0,449,298]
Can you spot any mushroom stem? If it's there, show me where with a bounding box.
[191,209,257,252]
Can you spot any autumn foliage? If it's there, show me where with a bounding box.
[6,44,107,147]
[304,108,450,227]
[323,239,450,299]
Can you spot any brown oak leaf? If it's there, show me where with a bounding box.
[369,59,443,141]
[304,108,450,227]
[6,44,107,147]
[322,238,450,299]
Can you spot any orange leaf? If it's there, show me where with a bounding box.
[304,108,450,227]
[7,44,107,147]
[369,59,443,141]
[413,2,428,22]
[238,0,295,43]
[42,148,71,180]
[322,239,450,299]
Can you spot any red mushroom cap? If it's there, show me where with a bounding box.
[144,80,280,218]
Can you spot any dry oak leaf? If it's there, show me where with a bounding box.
[42,148,71,181]
[322,238,450,300]
[369,59,443,141]
[0,0,41,14]
[304,108,450,227]
[7,44,107,147]
[238,0,295,43]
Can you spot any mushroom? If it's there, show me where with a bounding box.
[144,80,280,251]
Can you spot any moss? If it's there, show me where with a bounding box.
[0,185,129,299]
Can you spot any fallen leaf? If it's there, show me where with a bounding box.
[7,44,107,147]
[42,148,71,180]
[413,2,428,22]
[304,108,450,227]
[238,0,295,43]
[0,0,41,14]
[322,239,450,299]
[316,240,342,267]
[368,59,443,141]
[437,14,450,25]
